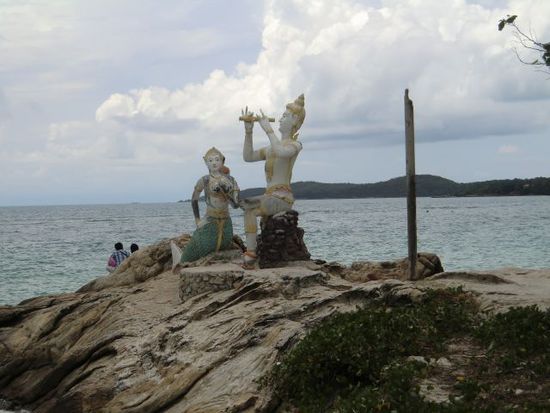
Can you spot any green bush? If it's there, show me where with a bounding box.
[269,288,478,412]
[331,361,437,413]
[268,291,550,412]
[476,305,550,356]
[475,305,550,374]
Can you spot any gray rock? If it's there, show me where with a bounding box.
[1,240,549,412]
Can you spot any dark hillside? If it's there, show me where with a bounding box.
[239,175,461,199]
[457,177,550,196]
[232,175,550,200]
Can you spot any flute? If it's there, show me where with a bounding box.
[239,115,275,122]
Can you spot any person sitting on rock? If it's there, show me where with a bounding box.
[240,94,305,268]
[171,147,240,269]
[106,242,129,273]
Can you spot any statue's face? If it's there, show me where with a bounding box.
[279,109,297,136]
[205,154,222,173]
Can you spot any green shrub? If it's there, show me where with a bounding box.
[269,288,478,412]
[268,291,550,412]
[475,305,550,374]
[331,360,438,413]
[415,287,479,341]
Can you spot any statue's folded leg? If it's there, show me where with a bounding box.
[241,195,263,208]
[242,195,293,265]
[244,206,261,257]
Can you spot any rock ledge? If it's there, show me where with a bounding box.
[1,238,549,413]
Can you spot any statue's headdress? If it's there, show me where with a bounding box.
[285,94,306,140]
[203,147,224,161]
[203,147,230,174]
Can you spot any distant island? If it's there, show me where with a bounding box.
[237,175,550,199]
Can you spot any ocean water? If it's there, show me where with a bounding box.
[0,196,549,306]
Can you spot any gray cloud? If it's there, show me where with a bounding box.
[111,115,200,134]
[0,89,11,121]
[1,0,550,205]
[96,0,550,147]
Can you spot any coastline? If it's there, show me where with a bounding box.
[1,235,549,411]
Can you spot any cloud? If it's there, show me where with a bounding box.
[96,0,550,149]
[0,88,11,122]
[0,0,266,201]
[95,89,200,134]
[498,144,519,154]
[2,0,550,205]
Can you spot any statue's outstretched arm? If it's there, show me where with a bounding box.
[242,107,267,162]
[243,134,267,162]
[243,127,268,162]
[191,178,204,227]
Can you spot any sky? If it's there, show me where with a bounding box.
[1,0,549,206]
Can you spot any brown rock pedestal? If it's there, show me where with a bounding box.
[256,210,311,268]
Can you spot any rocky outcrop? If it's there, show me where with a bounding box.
[78,235,244,293]
[256,210,310,268]
[422,267,550,312]
[178,261,326,302]
[1,238,549,412]
[77,234,192,293]
[338,252,444,282]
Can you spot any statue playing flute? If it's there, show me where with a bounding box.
[239,94,306,268]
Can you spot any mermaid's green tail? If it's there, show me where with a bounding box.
[180,217,233,263]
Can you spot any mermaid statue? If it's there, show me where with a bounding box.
[239,94,306,268]
[171,147,240,269]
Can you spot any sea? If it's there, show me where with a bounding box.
[1,196,549,306]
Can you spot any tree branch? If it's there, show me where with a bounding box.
[499,15,550,74]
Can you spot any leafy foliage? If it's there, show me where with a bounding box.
[331,361,436,413]
[476,305,550,374]
[268,288,478,412]
[268,290,550,412]
[498,14,550,72]
[498,15,517,31]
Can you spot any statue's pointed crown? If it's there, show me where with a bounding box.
[203,147,225,162]
[285,94,306,140]
[286,94,305,116]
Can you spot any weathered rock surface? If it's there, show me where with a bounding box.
[339,252,444,282]
[178,262,326,303]
[1,237,549,412]
[77,234,192,293]
[78,235,244,293]
[422,267,550,312]
[256,210,310,268]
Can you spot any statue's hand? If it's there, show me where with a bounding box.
[241,106,254,134]
[258,109,274,134]
[219,181,232,194]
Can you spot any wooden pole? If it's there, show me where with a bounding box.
[404,89,417,280]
